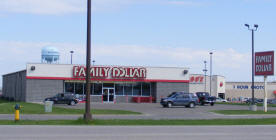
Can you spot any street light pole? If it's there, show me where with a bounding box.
[244,23,258,111]
[84,0,92,121]
[92,60,95,66]
[203,61,208,92]
[70,51,74,64]
[209,52,213,96]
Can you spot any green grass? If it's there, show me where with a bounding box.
[212,110,276,115]
[0,99,141,115]
[216,102,248,106]
[2,118,276,125]
[216,102,276,107]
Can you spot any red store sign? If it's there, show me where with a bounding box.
[73,66,147,79]
[190,75,204,83]
[255,51,274,76]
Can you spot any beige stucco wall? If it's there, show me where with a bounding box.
[225,82,276,99]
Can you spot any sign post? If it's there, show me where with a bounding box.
[255,51,274,112]
[264,76,267,112]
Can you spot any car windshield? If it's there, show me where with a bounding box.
[167,92,178,98]
[197,92,209,96]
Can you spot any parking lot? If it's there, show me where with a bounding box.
[56,103,276,120]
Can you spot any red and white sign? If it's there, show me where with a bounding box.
[26,63,189,83]
[190,75,204,83]
[73,66,147,79]
[255,51,274,76]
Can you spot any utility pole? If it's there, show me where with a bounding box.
[209,52,213,96]
[244,24,258,111]
[84,0,92,121]
[70,51,74,64]
[203,61,208,92]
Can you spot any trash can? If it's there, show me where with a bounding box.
[44,101,53,112]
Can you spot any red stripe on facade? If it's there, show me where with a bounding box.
[26,76,189,83]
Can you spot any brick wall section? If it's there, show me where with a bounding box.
[156,82,189,102]
[26,79,63,102]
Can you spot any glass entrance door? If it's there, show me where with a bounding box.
[103,88,115,102]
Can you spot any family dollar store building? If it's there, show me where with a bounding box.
[2,63,190,103]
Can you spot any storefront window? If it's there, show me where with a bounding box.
[64,81,152,97]
[124,83,132,96]
[90,84,93,95]
[83,83,86,94]
[93,83,102,95]
[115,84,124,96]
[65,82,74,93]
[133,82,142,96]
[75,83,84,95]
[142,83,150,96]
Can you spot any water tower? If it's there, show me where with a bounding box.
[41,46,60,64]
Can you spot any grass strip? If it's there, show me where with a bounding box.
[212,110,276,115]
[216,102,276,107]
[2,118,276,125]
[0,100,141,115]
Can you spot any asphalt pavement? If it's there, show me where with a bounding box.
[1,125,276,140]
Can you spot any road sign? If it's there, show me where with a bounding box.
[255,51,274,76]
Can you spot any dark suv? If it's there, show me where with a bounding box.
[160,92,199,108]
[44,93,79,105]
[195,92,216,106]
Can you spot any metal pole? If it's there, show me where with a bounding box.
[264,75,268,112]
[92,60,95,66]
[203,61,207,92]
[71,53,72,64]
[70,51,74,64]
[209,52,213,96]
[84,0,92,121]
[245,24,258,111]
[252,30,255,106]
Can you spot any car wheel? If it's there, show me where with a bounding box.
[210,102,214,106]
[167,102,172,108]
[70,101,75,106]
[189,102,195,108]
[162,105,167,108]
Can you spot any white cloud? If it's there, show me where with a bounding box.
[0,40,249,67]
[0,0,149,15]
[0,0,85,15]
[2,40,270,85]
[0,0,206,15]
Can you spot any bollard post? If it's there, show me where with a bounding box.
[14,104,21,121]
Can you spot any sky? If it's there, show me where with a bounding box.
[1,0,276,88]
